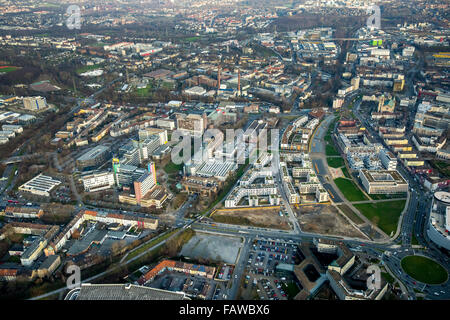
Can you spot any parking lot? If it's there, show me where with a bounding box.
[247,238,298,273]
[149,272,222,300]
[239,237,301,300]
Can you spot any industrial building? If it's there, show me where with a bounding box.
[18,173,61,197]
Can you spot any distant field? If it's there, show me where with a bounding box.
[334,177,368,202]
[184,36,200,42]
[0,66,19,73]
[76,64,103,74]
[135,84,154,97]
[354,200,406,235]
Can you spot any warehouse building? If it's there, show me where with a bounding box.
[18,173,61,197]
[65,283,188,300]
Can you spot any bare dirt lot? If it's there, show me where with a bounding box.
[211,207,291,230]
[295,204,366,238]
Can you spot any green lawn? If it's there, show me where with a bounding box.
[125,229,179,261]
[334,177,369,202]
[381,272,395,284]
[281,281,301,299]
[164,161,183,175]
[135,84,154,97]
[327,157,344,168]
[325,144,340,156]
[354,200,406,235]
[161,81,175,90]
[401,256,448,284]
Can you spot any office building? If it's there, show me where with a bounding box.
[76,145,111,170]
[134,164,157,204]
[81,172,115,192]
[359,169,408,194]
[379,149,397,170]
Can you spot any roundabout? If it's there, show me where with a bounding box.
[401,255,448,285]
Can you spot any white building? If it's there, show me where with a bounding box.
[359,169,408,194]
[82,172,115,192]
[19,173,61,197]
[379,149,397,171]
[427,192,450,250]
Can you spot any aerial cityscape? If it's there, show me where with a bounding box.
[0,0,449,307]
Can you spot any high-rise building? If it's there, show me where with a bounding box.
[333,98,344,110]
[23,96,47,111]
[134,163,157,203]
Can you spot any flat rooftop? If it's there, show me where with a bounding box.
[73,283,187,300]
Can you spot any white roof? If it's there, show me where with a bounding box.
[446,206,450,232]
[435,191,450,204]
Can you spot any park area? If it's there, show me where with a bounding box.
[401,255,448,285]
[211,207,291,230]
[353,200,406,235]
[334,177,368,202]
